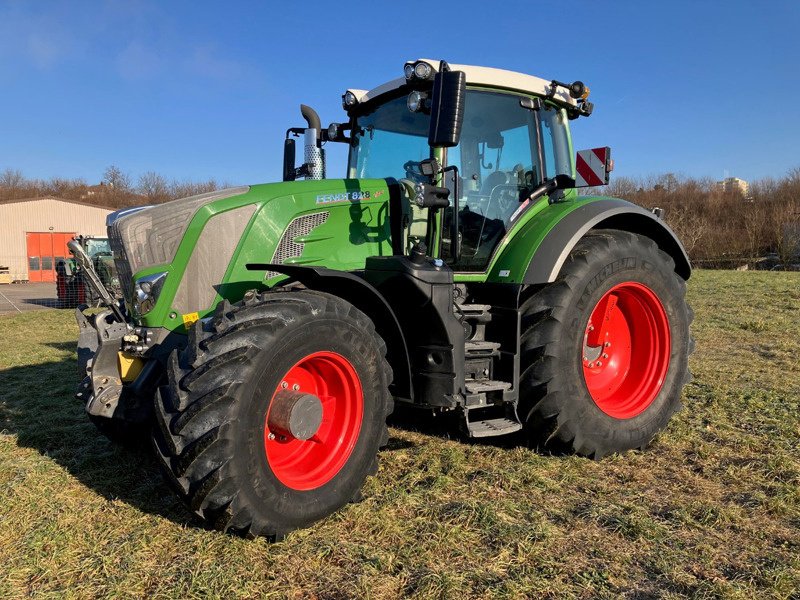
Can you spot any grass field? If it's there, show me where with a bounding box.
[0,270,798,599]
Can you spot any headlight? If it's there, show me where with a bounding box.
[134,271,167,315]
[407,90,428,113]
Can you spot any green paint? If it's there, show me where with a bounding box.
[134,179,394,331]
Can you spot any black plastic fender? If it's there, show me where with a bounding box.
[246,263,413,402]
[524,198,692,284]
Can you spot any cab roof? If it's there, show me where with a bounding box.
[347,59,578,109]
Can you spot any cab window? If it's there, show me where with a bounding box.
[443,91,542,271]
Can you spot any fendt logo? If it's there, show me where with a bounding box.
[315,191,373,204]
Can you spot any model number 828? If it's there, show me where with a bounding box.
[315,191,371,204]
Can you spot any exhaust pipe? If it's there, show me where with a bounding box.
[300,104,325,180]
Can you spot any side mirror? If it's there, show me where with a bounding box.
[428,67,466,148]
[575,147,613,187]
[283,138,296,182]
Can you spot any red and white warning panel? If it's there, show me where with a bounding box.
[576,147,612,187]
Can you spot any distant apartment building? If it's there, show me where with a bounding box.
[717,177,749,197]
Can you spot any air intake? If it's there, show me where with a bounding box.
[266,212,330,279]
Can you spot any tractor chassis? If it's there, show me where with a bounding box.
[76,307,164,424]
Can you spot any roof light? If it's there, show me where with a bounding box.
[342,90,358,109]
[413,61,433,80]
[568,81,590,100]
[404,64,415,79]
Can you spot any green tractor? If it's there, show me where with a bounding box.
[74,60,692,539]
[57,236,120,308]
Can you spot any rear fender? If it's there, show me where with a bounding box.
[247,263,413,402]
[524,198,691,284]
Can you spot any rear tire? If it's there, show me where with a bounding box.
[518,229,693,458]
[152,289,393,539]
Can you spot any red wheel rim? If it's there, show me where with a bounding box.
[582,282,670,419]
[264,351,363,491]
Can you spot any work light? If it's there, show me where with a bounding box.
[407,90,428,113]
[342,91,358,109]
[414,61,433,80]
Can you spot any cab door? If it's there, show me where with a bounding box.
[441,90,543,271]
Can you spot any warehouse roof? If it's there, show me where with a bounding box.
[0,196,115,210]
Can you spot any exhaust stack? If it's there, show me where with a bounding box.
[300,104,325,180]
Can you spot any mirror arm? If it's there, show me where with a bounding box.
[524,174,576,204]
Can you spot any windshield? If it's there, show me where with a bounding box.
[84,238,111,257]
[347,95,430,181]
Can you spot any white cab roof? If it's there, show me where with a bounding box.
[350,59,577,107]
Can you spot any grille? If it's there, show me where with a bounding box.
[108,220,134,304]
[107,186,249,307]
[266,212,329,279]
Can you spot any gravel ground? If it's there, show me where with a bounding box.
[0,283,60,314]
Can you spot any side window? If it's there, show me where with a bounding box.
[539,106,572,178]
[443,91,542,271]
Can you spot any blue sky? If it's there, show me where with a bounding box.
[1,0,798,186]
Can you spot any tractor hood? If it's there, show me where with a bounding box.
[107,187,250,302]
[107,179,395,330]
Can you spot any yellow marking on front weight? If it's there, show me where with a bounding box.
[182,312,200,327]
[118,351,145,383]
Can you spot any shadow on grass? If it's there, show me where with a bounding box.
[0,356,200,528]
[0,355,468,530]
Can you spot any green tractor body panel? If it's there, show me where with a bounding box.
[133,179,395,331]
[130,179,684,333]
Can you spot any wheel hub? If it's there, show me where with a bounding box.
[267,390,323,441]
[581,282,671,419]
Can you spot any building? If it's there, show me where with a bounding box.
[716,177,749,197]
[0,197,112,282]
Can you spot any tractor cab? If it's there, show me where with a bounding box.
[284,59,604,274]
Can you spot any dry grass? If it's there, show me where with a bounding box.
[0,270,798,599]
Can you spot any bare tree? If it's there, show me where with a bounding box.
[770,199,800,268]
[665,205,707,257]
[0,168,24,190]
[137,171,169,202]
[102,165,131,191]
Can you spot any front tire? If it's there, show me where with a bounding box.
[519,230,693,458]
[152,290,393,539]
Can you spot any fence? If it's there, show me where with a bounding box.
[0,255,120,310]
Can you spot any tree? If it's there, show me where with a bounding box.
[0,168,24,190]
[137,171,169,202]
[102,165,131,191]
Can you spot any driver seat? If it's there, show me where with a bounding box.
[480,170,509,195]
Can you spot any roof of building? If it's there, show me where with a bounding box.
[349,59,579,108]
[0,196,115,211]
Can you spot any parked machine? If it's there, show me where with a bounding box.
[57,236,119,307]
[73,60,692,539]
